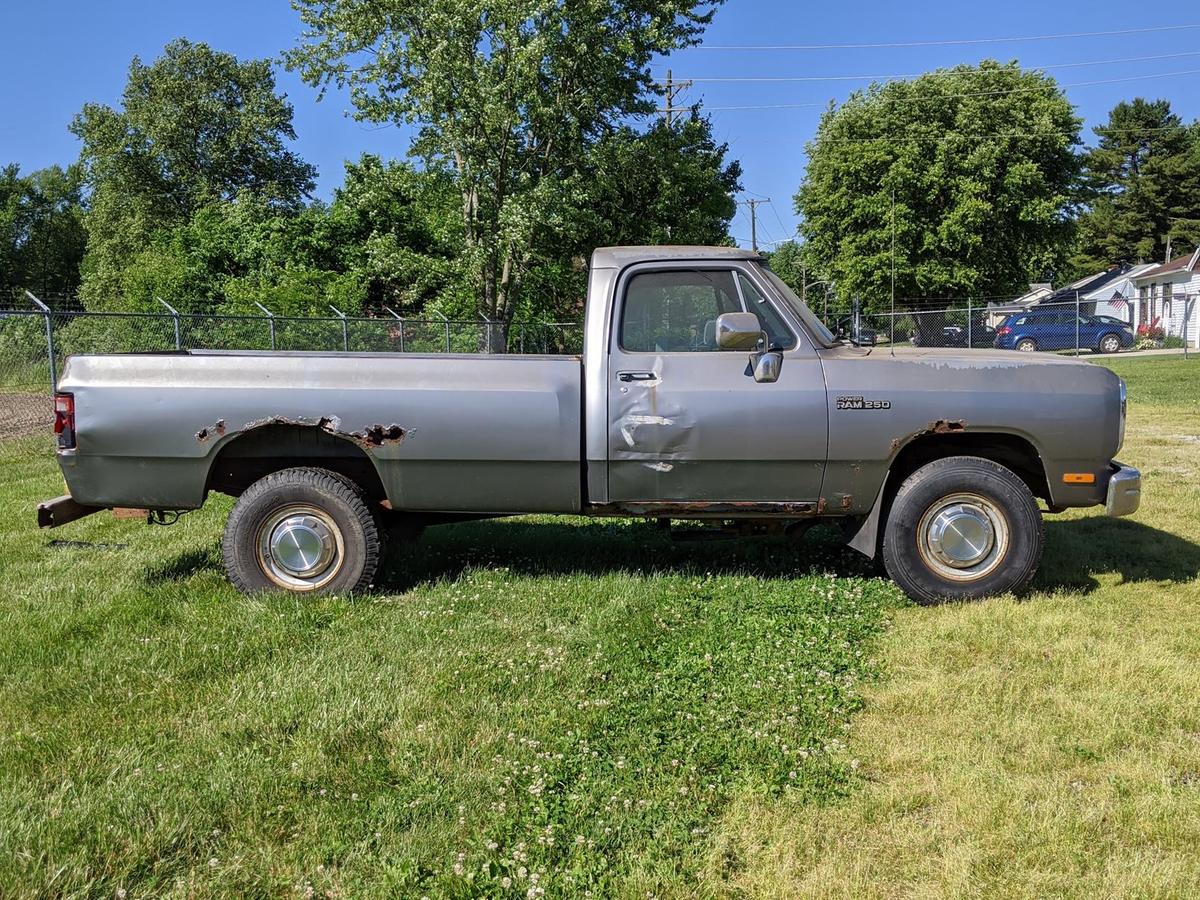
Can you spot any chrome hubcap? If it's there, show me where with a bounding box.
[256,505,343,590]
[917,492,1009,582]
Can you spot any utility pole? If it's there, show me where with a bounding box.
[658,69,693,126]
[739,198,770,252]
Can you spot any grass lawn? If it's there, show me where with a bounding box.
[714,355,1200,898]
[1,355,1197,897]
[0,436,897,897]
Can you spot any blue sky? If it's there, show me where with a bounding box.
[2,1,1198,247]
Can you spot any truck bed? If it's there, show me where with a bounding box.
[57,350,584,513]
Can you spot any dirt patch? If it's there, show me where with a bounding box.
[0,392,53,440]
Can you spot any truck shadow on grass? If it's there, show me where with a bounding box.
[379,516,1200,598]
[142,516,1200,599]
[382,520,880,592]
[1035,517,1200,594]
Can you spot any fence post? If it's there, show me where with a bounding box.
[25,291,56,392]
[253,301,276,350]
[383,305,405,352]
[1075,290,1081,356]
[435,311,450,353]
[329,305,349,352]
[967,297,973,348]
[156,296,181,350]
[1185,293,1192,361]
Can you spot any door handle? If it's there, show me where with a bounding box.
[617,371,656,382]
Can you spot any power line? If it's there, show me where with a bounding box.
[692,23,1200,51]
[676,50,1200,82]
[807,125,1176,147]
[699,67,1200,110]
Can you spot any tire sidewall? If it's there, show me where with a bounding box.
[224,472,377,594]
[882,457,1043,603]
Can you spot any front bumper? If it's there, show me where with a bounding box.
[1105,463,1141,517]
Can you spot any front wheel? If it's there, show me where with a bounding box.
[1098,333,1122,354]
[222,467,383,594]
[881,456,1044,604]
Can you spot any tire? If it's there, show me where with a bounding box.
[222,467,383,594]
[881,456,1044,604]
[1015,338,1038,353]
[1098,333,1121,354]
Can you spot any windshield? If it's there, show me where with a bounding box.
[755,264,837,347]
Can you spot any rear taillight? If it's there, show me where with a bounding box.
[997,326,1011,335]
[54,392,75,449]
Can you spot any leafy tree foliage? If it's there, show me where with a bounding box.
[288,0,724,345]
[328,155,468,313]
[1073,98,1200,271]
[507,115,743,322]
[72,39,316,308]
[796,62,1081,315]
[582,117,741,248]
[0,164,87,303]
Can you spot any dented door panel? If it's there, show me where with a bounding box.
[607,353,827,503]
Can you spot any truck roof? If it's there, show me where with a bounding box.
[591,245,763,269]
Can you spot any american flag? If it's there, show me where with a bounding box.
[1108,290,1128,314]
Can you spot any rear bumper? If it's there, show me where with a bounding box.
[37,495,104,528]
[1105,463,1141,517]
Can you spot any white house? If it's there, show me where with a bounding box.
[1087,262,1158,324]
[1131,247,1200,348]
[984,283,1054,327]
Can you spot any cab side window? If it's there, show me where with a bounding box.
[620,270,743,352]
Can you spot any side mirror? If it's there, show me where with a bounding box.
[751,349,783,383]
[715,312,763,350]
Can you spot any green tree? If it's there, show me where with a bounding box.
[1074,98,1200,271]
[328,155,468,313]
[501,115,743,322]
[288,0,723,347]
[795,62,1081,326]
[0,163,87,303]
[581,117,741,249]
[72,39,317,308]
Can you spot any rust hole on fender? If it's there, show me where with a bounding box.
[353,424,407,447]
[195,419,227,443]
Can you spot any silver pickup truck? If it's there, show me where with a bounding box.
[38,246,1140,602]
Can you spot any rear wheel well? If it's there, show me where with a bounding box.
[205,425,388,506]
[889,432,1050,504]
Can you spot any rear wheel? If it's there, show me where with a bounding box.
[881,456,1043,604]
[1016,338,1038,352]
[222,467,383,594]
[1098,333,1122,354]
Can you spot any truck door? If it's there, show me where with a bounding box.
[606,264,828,505]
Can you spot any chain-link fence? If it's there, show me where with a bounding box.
[4,286,1194,434]
[0,299,576,438]
[824,294,1195,358]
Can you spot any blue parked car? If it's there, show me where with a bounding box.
[994,309,1135,354]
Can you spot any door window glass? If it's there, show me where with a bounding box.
[620,270,744,352]
[735,272,796,349]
